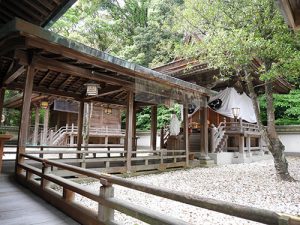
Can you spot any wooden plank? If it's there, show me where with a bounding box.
[0,174,79,225]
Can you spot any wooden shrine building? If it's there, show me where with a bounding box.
[1,2,300,225]
[155,59,292,164]
[0,14,214,174]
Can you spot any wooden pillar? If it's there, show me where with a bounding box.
[183,106,189,166]
[150,105,157,151]
[43,106,49,145]
[238,135,245,162]
[77,101,84,152]
[16,65,34,172]
[33,105,40,145]
[200,97,209,159]
[0,88,5,125]
[246,135,252,157]
[132,104,137,157]
[125,91,134,173]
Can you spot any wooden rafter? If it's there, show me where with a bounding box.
[15,51,133,88]
[38,70,51,86]
[2,65,25,86]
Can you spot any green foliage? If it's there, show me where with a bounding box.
[259,89,300,125]
[121,104,181,131]
[52,0,183,67]
[177,0,300,80]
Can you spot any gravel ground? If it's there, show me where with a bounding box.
[75,157,300,225]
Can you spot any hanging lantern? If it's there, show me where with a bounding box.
[40,101,49,109]
[85,83,100,96]
[104,105,112,115]
[231,107,240,119]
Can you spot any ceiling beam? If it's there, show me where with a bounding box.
[15,50,133,88]
[2,65,25,86]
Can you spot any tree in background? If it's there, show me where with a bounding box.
[260,89,300,125]
[52,0,183,67]
[178,0,300,180]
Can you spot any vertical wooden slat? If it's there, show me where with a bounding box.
[16,65,34,172]
[77,101,84,152]
[183,106,189,166]
[43,106,49,145]
[200,97,209,158]
[33,105,40,145]
[125,91,134,173]
[150,106,157,151]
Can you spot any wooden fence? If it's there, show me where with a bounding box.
[17,154,300,225]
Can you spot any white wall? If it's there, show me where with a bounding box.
[136,131,160,149]
[278,133,300,154]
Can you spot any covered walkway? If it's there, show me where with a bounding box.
[0,174,79,225]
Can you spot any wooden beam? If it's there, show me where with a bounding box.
[125,91,134,173]
[183,106,189,166]
[2,65,25,86]
[38,70,51,86]
[85,87,123,100]
[15,51,133,88]
[16,65,35,173]
[150,106,157,151]
[7,83,81,99]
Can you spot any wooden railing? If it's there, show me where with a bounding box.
[13,146,187,174]
[47,125,126,146]
[224,121,260,134]
[17,154,300,225]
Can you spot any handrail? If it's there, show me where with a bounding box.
[18,153,300,225]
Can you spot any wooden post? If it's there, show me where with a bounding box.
[132,104,137,157]
[98,179,114,223]
[246,135,252,157]
[63,188,75,203]
[33,105,40,145]
[183,106,189,166]
[42,106,49,145]
[238,135,245,162]
[16,65,34,173]
[150,106,157,151]
[41,163,51,189]
[125,91,134,173]
[160,127,164,149]
[200,97,209,159]
[77,101,84,158]
[0,88,5,125]
[210,125,216,153]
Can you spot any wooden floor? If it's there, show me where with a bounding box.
[0,174,80,225]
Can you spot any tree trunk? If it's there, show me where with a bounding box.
[244,70,294,181]
[265,81,294,181]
